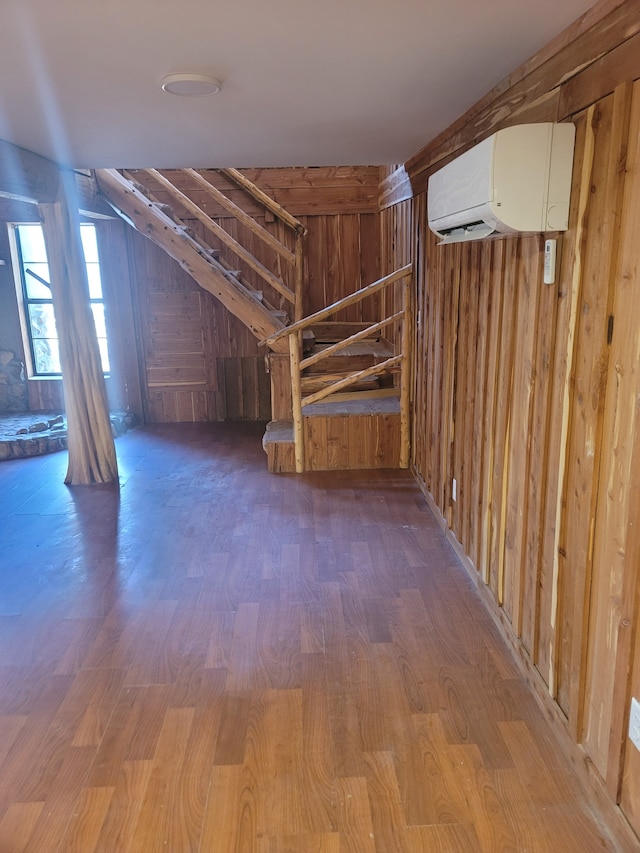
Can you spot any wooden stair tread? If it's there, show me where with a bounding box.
[310,321,379,342]
[303,340,394,372]
[263,420,294,445]
[303,392,400,417]
[311,340,394,358]
[301,373,381,393]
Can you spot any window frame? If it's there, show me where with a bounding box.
[9,221,110,378]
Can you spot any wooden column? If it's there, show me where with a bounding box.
[39,169,118,485]
[294,231,304,322]
[289,334,304,473]
[399,274,412,468]
[266,353,293,421]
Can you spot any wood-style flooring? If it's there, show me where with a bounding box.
[0,423,624,851]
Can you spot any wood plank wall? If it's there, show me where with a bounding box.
[127,167,381,423]
[379,0,640,841]
[140,167,381,320]
[127,226,271,424]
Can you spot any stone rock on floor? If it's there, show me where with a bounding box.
[0,411,137,461]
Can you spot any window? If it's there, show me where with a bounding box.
[11,223,110,376]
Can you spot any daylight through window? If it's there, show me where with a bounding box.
[11,223,110,376]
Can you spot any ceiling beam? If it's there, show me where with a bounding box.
[0,139,59,203]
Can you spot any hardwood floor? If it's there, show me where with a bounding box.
[0,423,626,851]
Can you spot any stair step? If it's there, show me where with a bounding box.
[302,329,316,353]
[303,391,400,417]
[304,340,394,374]
[310,322,381,343]
[263,420,295,473]
[131,180,153,199]
[301,373,381,394]
[262,419,294,444]
[196,245,221,259]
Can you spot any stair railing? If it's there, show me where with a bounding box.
[220,168,307,322]
[129,167,307,322]
[95,167,291,349]
[262,263,413,473]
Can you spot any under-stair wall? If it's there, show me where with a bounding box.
[121,166,383,424]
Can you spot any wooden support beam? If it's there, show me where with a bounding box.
[289,334,304,473]
[399,277,412,469]
[39,169,118,485]
[294,232,304,321]
[0,139,59,204]
[76,171,117,219]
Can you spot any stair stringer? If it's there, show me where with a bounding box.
[94,168,289,354]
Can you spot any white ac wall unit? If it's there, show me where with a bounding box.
[427,122,575,244]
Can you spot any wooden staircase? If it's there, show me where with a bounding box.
[263,326,402,473]
[94,168,301,353]
[94,167,412,473]
[262,266,413,473]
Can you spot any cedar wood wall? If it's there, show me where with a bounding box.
[379,0,640,840]
[0,167,381,423]
[1,0,639,842]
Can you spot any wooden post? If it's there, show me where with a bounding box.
[289,333,304,473]
[39,169,118,485]
[266,353,293,422]
[294,231,304,322]
[399,274,412,468]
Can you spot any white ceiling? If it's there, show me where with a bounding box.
[0,0,596,170]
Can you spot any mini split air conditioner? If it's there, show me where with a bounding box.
[427,122,576,244]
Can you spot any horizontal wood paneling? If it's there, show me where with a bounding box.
[139,166,380,217]
[133,167,382,323]
[129,229,269,423]
[381,1,640,844]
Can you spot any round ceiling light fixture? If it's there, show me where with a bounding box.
[161,73,222,97]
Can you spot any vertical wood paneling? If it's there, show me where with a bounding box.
[556,92,629,725]
[383,8,640,840]
[502,239,540,635]
[478,241,504,586]
[583,79,640,792]
[520,243,557,658]
[462,243,481,561]
[470,243,491,574]
[488,240,518,605]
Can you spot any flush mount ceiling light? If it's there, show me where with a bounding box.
[161,73,222,97]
